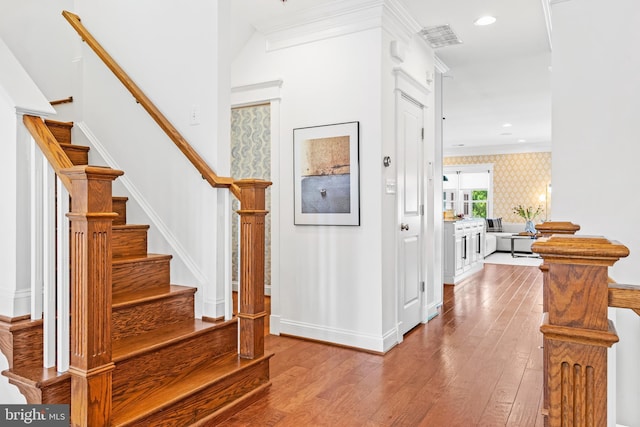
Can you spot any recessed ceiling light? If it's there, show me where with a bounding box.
[518,139,527,143]
[502,123,512,128]
[474,16,496,26]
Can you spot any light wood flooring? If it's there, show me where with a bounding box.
[223,263,544,426]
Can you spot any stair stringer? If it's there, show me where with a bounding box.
[75,121,227,319]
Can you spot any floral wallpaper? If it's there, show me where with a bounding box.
[444,152,552,224]
[230,104,271,287]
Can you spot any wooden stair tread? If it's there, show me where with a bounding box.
[113,196,129,202]
[4,365,70,387]
[112,224,149,231]
[44,119,73,127]
[112,318,235,362]
[58,142,89,152]
[112,284,194,308]
[111,352,273,426]
[111,253,172,266]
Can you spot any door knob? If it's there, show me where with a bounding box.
[401,223,409,231]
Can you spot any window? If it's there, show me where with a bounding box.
[443,165,493,218]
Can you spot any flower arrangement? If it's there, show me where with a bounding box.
[512,205,543,221]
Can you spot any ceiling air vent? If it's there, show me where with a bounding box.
[419,25,463,49]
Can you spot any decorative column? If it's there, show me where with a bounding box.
[235,179,271,359]
[61,165,123,427]
[532,235,628,427]
[532,222,580,426]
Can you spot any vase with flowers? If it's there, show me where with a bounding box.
[512,205,543,235]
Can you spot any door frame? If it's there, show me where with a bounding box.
[230,79,282,333]
[393,68,431,343]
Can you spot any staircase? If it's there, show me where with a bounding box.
[1,119,272,426]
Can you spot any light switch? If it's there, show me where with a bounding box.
[385,179,396,194]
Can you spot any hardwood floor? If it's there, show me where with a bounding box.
[222,264,544,426]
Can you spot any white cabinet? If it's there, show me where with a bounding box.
[443,219,485,285]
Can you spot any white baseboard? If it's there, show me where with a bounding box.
[279,319,398,353]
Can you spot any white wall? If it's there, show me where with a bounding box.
[233,29,387,351]
[232,2,436,351]
[72,0,230,318]
[551,1,640,425]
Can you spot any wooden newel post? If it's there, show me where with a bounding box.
[532,235,629,427]
[533,222,581,426]
[61,165,123,427]
[235,179,272,359]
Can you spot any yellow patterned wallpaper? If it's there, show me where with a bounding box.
[444,152,552,224]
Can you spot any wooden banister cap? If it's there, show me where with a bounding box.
[532,234,629,266]
[535,221,580,234]
[60,165,124,180]
[233,179,273,189]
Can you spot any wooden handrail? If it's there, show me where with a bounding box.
[61,10,238,197]
[23,114,74,191]
[609,283,640,316]
[50,96,73,106]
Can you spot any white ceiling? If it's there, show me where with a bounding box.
[230,0,552,156]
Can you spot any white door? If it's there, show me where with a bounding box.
[397,93,424,335]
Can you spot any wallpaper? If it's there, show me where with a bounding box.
[444,152,552,224]
[230,104,271,287]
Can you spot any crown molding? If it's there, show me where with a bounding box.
[434,55,449,73]
[444,142,551,157]
[255,0,419,51]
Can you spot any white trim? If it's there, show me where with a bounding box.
[549,0,572,4]
[393,67,431,106]
[444,142,551,157]
[76,122,209,288]
[279,318,396,353]
[434,55,449,73]
[231,80,283,108]
[541,0,553,51]
[254,0,418,52]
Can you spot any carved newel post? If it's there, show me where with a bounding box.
[532,235,629,426]
[235,179,271,359]
[61,165,123,427]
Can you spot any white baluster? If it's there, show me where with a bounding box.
[30,144,43,321]
[56,177,70,373]
[43,162,56,368]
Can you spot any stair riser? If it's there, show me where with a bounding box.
[60,145,89,165]
[112,294,195,341]
[112,258,170,296]
[112,197,127,225]
[0,322,43,372]
[9,377,70,404]
[112,228,148,258]
[45,122,72,144]
[112,323,237,402]
[121,358,270,427]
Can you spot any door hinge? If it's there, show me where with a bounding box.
[420,204,424,216]
[421,128,424,140]
[421,281,425,292]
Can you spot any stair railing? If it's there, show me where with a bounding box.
[24,114,123,426]
[532,230,639,426]
[61,11,269,358]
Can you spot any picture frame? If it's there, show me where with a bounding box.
[293,121,360,226]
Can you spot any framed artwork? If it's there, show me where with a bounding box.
[293,121,360,226]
